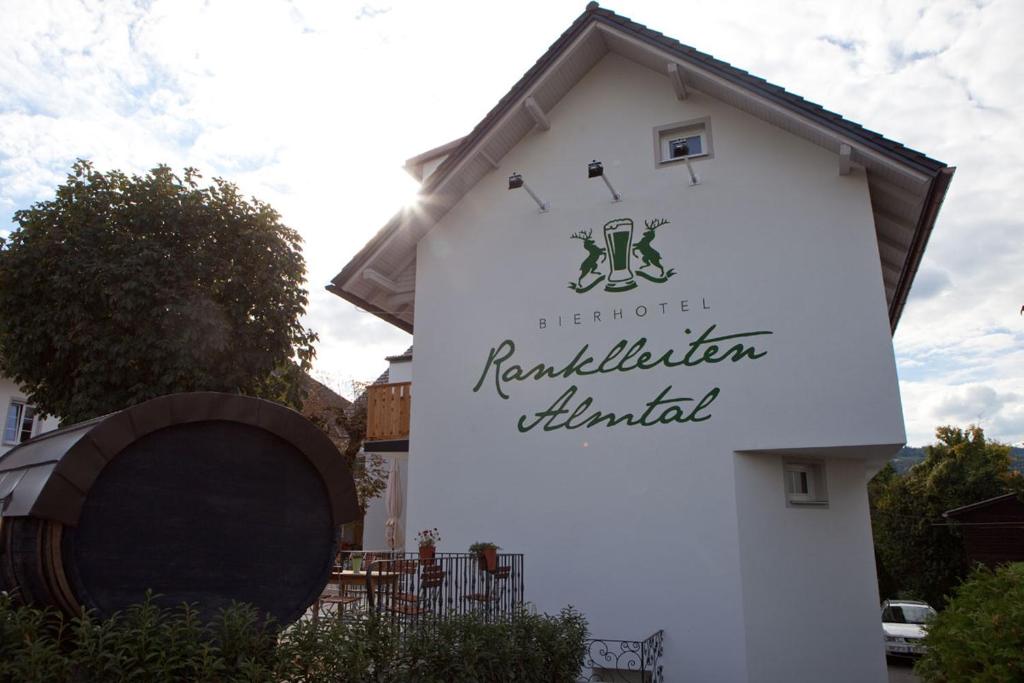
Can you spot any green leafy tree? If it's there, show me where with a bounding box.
[870,425,1024,607]
[916,562,1024,682]
[0,161,317,423]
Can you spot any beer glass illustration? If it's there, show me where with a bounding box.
[602,218,637,291]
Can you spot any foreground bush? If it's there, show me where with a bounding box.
[0,593,587,682]
[0,593,278,682]
[916,562,1024,682]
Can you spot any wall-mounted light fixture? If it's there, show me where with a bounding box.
[508,172,549,212]
[675,142,700,186]
[587,160,621,202]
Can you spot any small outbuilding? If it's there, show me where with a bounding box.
[944,493,1024,567]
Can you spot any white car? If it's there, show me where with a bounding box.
[882,600,936,657]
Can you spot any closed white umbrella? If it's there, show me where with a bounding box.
[384,458,403,550]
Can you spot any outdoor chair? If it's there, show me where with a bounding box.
[313,567,361,624]
[388,565,445,619]
[465,565,511,617]
[388,559,422,603]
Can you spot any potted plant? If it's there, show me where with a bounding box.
[417,528,441,562]
[469,541,500,572]
[349,552,363,573]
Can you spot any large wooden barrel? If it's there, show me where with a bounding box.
[0,392,359,625]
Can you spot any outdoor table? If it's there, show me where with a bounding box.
[331,569,402,588]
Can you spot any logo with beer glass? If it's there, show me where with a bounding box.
[568,218,676,294]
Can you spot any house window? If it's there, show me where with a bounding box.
[654,117,713,167]
[668,134,703,159]
[783,459,828,507]
[4,401,36,445]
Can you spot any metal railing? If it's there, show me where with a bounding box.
[365,382,411,441]
[580,630,664,683]
[315,551,524,628]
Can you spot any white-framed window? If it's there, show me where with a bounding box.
[3,401,37,446]
[783,459,828,507]
[666,134,704,159]
[653,117,713,167]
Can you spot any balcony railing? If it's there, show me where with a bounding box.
[314,551,524,628]
[366,382,411,441]
[581,631,665,682]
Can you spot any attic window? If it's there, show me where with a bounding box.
[654,117,712,167]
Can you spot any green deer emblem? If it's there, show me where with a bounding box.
[567,217,676,294]
[633,218,676,282]
[567,228,607,293]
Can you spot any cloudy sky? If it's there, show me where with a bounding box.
[1,0,1021,446]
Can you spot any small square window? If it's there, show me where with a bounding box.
[668,135,702,159]
[783,459,828,507]
[654,117,713,167]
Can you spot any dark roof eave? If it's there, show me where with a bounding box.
[404,136,469,179]
[943,492,1021,518]
[590,10,948,176]
[329,212,404,299]
[889,166,956,333]
[325,283,414,334]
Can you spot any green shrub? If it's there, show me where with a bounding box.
[0,597,72,682]
[276,607,588,682]
[0,592,587,683]
[916,562,1024,682]
[0,592,277,682]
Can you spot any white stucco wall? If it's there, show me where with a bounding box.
[387,358,412,384]
[361,453,408,551]
[735,454,888,682]
[406,53,900,682]
[0,376,59,456]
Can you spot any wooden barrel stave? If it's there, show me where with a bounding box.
[0,393,359,625]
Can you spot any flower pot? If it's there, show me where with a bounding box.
[350,556,362,573]
[419,545,435,563]
[478,547,498,572]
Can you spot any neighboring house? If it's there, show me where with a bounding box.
[301,368,408,550]
[360,347,412,551]
[328,4,953,682]
[298,372,362,548]
[299,373,353,445]
[944,493,1024,567]
[0,376,58,456]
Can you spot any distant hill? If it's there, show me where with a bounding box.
[891,446,1024,475]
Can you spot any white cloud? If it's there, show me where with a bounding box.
[901,381,1024,447]
[1,0,1022,445]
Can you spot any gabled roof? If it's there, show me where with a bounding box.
[329,2,954,334]
[385,345,414,363]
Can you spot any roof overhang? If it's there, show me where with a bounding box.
[329,3,954,335]
[944,492,1022,518]
[403,136,467,183]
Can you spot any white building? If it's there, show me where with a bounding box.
[329,4,953,681]
[0,376,58,456]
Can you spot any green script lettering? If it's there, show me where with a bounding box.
[516,385,720,433]
[472,324,771,400]
[474,323,770,432]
